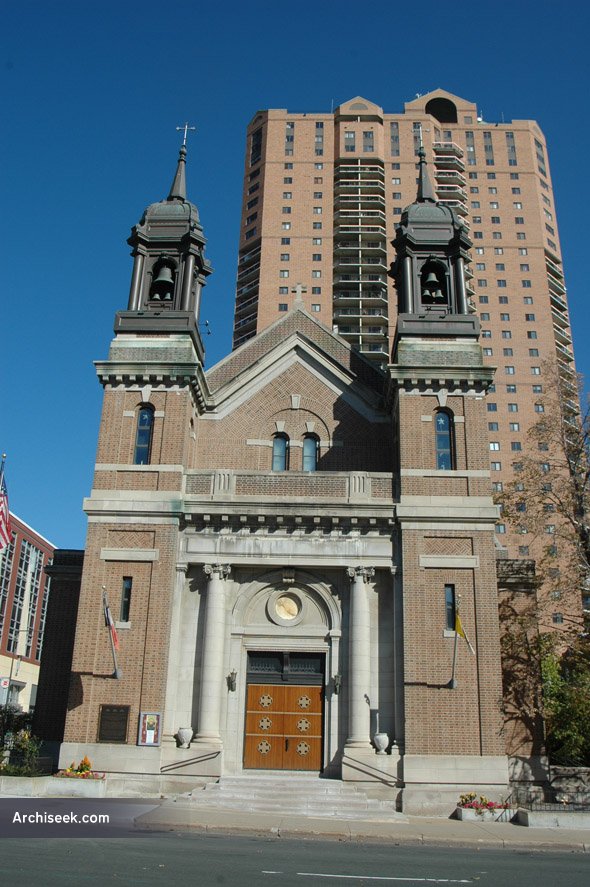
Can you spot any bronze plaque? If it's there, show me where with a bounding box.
[98,705,129,743]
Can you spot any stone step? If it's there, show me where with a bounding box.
[177,776,402,820]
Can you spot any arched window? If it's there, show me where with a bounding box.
[435,410,455,470]
[272,434,289,471]
[302,435,319,472]
[134,405,154,465]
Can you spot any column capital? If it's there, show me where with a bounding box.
[347,566,375,582]
[204,563,231,580]
[175,563,189,575]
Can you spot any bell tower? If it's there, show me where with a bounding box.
[120,141,212,362]
[391,143,472,323]
[389,147,508,813]
[60,139,213,773]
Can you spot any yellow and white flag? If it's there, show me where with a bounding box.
[455,611,475,655]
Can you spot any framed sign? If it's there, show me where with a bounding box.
[138,711,162,746]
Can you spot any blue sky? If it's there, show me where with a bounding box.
[1,0,588,548]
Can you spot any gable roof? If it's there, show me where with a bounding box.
[206,308,386,396]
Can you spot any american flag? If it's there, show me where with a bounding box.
[0,459,12,553]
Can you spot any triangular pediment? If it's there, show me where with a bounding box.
[205,309,387,422]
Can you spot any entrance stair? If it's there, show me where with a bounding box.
[177,774,404,820]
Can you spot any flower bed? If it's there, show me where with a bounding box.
[54,756,105,780]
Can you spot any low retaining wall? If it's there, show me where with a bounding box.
[516,808,590,829]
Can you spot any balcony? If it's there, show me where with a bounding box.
[436,184,467,200]
[550,291,568,313]
[184,469,394,506]
[552,307,570,331]
[438,198,468,217]
[554,323,572,347]
[433,141,464,158]
[434,169,466,187]
[433,154,466,173]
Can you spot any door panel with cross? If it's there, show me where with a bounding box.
[244,684,323,771]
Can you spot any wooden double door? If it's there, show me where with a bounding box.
[244,683,323,771]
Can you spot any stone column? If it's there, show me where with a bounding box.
[346,566,374,748]
[180,252,196,311]
[455,256,468,315]
[195,563,231,744]
[403,256,414,313]
[127,251,145,310]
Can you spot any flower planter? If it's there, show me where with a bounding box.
[456,806,515,822]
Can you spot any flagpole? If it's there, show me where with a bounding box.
[449,620,459,689]
[102,587,122,679]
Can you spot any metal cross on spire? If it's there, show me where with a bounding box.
[176,122,196,147]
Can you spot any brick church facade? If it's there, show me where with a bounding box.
[40,143,540,812]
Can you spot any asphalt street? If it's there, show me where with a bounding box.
[1,833,589,886]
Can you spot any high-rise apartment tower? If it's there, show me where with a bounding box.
[233,89,575,565]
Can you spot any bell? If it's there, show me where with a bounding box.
[151,265,174,300]
[425,271,439,286]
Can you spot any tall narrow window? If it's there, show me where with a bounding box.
[134,405,154,465]
[272,434,289,471]
[120,577,132,622]
[435,411,455,470]
[445,584,456,630]
[303,435,319,472]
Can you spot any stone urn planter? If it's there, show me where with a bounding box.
[373,732,389,755]
[177,727,194,748]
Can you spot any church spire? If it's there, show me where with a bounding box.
[167,144,187,201]
[416,144,436,203]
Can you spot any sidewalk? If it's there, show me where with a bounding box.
[135,801,590,852]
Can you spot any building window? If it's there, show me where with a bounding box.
[487,403,497,412]
[278,303,288,312]
[279,270,289,278]
[250,127,262,166]
[278,287,288,294]
[490,442,500,451]
[508,403,518,412]
[311,304,321,312]
[552,613,564,625]
[491,461,501,471]
[303,435,319,471]
[272,434,289,471]
[435,410,455,470]
[311,287,321,294]
[445,584,456,631]
[134,405,154,465]
[344,131,356,152]
[312,253,321,261]
[280,253,290,261]
[120,577,132,622]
